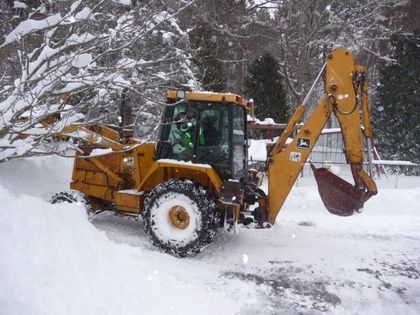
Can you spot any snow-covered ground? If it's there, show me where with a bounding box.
[1,156,419,315]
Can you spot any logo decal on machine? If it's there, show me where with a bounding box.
[289,152,301,162]
[297,138,310,150]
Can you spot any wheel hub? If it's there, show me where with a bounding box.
[168,205,190,229]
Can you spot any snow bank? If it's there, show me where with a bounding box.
[0,156,249,315]
[1,194,242,315]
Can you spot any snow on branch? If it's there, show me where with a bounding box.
[0,0,198,162]
[1,1,92,48]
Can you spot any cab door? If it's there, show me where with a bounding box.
[231,105,248,180]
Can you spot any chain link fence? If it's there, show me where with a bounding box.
[248,131,419,190]
[294,162,420,189]
[248,158,420,190]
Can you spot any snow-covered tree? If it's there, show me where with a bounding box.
[374,30,420,169]
[181,0,272,95]
[241,0,409,107]
[190,21,227,92]
[0,0,198,162]
[244,53,287,122]
[1,0,414,163]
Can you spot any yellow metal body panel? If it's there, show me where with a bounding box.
[129,143,158,190]
[75,153,121,173]
[61,124,140,151]
[357,168,378,197]
[154,160,223,192]
[71,147,129,208]
[115,191,143,213]
[73,152,123,189]
[85,170,110,186]
[268,97,332,223]
[326,49,364,164]
[70,181,114,202]
[270,104,305,156]
[136,159,223,195]
[166,90,248,107]
[70,140,223,214]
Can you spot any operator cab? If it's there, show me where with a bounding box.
[155,91,249,181]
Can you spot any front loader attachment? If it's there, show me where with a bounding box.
[311,164,367,216]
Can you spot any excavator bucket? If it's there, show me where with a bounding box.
[310,164,364,216]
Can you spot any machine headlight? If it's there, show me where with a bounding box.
[123,157,134,166]
[176,90,185,99]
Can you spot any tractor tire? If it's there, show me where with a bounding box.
[50,190,93,219]
[143,178,221,257]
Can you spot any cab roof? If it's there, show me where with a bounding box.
[166,90,249,108]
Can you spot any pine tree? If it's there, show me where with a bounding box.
[374,30,420,167]
[190,22,227,92]
[244,53,287,123]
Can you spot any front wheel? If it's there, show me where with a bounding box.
[142,179,221,257]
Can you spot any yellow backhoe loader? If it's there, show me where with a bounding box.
[51,48,377,257]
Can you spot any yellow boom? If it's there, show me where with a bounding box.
[267,48,377,224]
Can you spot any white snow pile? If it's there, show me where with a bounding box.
[248,138,276,161]
[248,138,300,162]
[1,155,420,315]
[0,157,249,315]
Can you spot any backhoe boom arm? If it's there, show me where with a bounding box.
[266,48,377,224]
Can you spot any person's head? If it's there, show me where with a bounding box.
[175,111,196,132]
[175,111,187,128]
[201,115,217,130]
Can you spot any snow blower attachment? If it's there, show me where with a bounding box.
[50,47,377,257]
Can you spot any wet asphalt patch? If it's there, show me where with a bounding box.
[297,221,316,227]
[222,264,341,314]
[222,257,420,314]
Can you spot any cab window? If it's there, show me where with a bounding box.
[232,105,246,177]
[165,102,198,161]
[196,106,229,169]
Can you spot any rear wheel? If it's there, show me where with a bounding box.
[143,179,220,257]
[50,190,93,219]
